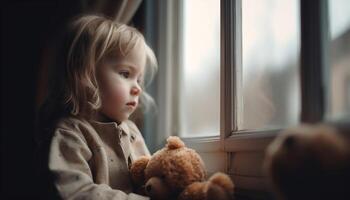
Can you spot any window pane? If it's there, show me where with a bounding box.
[328,0,350,119]
[241,0,300,130]
[180,0,220,137]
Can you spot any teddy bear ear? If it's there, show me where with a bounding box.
[166,136,185,149]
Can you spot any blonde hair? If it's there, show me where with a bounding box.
[62,15,157,117]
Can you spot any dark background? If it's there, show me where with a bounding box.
[1,0,146,198]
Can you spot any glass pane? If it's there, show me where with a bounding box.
[241,0,300,130]
[180,0,220,137]
[328,0,350,119]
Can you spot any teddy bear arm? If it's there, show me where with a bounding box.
[207,172,235,200]
[178,182,207,200]
[179,178,234,200]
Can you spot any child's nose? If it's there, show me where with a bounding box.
[131,86,141,96]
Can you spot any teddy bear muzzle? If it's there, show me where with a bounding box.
[145,177,171,200]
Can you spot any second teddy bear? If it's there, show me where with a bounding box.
[264,124,350,200]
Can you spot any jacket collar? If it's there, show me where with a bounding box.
[88,113,130,136]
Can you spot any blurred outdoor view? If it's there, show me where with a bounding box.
[241,0,300,130]
[180,0,220,137]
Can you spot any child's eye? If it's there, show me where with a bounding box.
[119,71,130,78]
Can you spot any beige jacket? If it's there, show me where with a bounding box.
[48,116,150,200]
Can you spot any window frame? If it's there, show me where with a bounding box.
[182,0,287,152]
[184,0,331,151]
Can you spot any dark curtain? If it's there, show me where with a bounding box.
[1,0,144,198]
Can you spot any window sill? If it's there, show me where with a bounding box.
[225,129,280,152]
[182,136,221,153]
[181,129,280,153]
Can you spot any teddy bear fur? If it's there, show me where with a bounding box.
[264,124,350,200]
[130,136,234,200]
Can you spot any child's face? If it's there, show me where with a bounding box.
[96,42,146,123]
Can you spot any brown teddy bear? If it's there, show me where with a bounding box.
[130,136,234,200]
[264,124,350,200]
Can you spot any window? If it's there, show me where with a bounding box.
[178,0,302,137]
[146,0,350,146]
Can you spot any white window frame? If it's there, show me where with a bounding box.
[184,0,332,153]
[183,0,280,154]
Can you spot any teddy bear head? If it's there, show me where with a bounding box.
[130,136,207,199]
[145,136,207,195]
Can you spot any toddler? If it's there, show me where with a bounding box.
[36,14,157,200]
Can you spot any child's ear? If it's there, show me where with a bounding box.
[130,156,150,186]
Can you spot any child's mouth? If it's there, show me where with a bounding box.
[126,101,137,107]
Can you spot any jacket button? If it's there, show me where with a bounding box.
[130,134,136,143]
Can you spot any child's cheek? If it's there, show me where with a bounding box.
[111,84,129,101]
